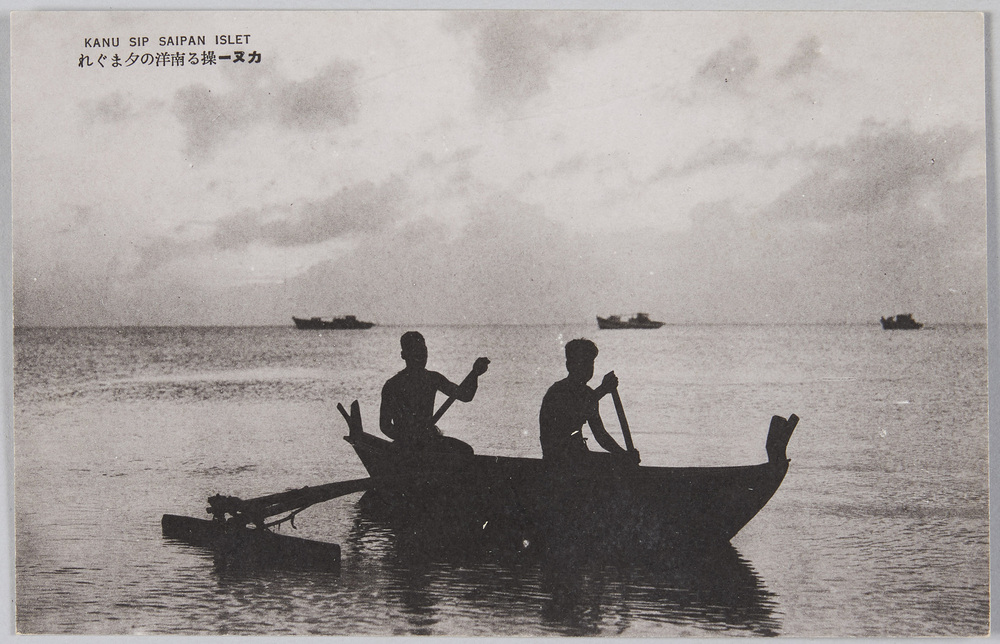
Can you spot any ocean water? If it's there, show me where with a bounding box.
[13,323,989,636]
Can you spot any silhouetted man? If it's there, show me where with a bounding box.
[540,338,639,465]
[380,331,489,455]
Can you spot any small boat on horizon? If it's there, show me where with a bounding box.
[880,313,923,330]
[597,313,665,330]
[292,315,375,330]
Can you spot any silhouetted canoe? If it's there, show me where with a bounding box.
[880,313,923,330]
[341,403,798,553]
[597,313,664,329]
[292,315,375,330]
[161,407,798,565]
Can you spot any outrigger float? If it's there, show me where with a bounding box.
[162,398,799,568]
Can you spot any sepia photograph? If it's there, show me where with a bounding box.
[9,9,990,637]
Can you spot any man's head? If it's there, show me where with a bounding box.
[400,331,428,368]
[564,338,598,382]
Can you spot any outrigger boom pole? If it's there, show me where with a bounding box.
[207,477,377,529]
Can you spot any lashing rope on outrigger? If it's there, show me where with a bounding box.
[207,495,312,530]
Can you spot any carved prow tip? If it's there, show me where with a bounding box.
[766,414,799,465]
[338,400,364,440]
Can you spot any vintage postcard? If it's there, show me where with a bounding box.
[10,10,989,636]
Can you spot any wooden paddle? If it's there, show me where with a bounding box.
[610,385,636,453]
[431,392,459,425]
[430,358,489,425]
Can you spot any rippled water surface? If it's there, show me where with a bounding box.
[14,324,989,636]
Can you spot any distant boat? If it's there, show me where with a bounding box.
[880,313,923,330]
[597,313,664,330]
[292,315,375,330]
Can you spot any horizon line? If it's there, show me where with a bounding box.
[11,321,986,330]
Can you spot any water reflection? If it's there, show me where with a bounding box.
[345,500,783,636]
[538,549,781,636]
[157,500,780,635]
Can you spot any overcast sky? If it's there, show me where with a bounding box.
[11,11,987,326]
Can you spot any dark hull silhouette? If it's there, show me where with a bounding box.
[344,412,798,554]
[292,315,375,330]
[597,314,664,329]
[161,407,797,567]
[880,314,923,330]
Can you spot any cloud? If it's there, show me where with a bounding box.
[651,139,757,180]
[673,122,987,322]
[284,193,605,324]
[133,236,210,276]
[451,12,616,114]
[778,36,823,78]
[272,64,360,129]
[127,175,408,279]
[763,123,979,225]
[213,176,407,250]
[574,122,987,325]
[173,61,360,156]
[85,92,140,123]
[696,37,759,89]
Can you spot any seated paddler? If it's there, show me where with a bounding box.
[380,331,489,455]
[539,338,640,466]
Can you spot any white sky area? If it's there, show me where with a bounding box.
[11,11,987,325]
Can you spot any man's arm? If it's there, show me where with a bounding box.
[379,381,401,440]
[578,371,617,423]
[435,357,490,402]
[587,412,628,454]
[587,402,640,463]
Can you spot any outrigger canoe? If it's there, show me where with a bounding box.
[162,401,798,566]
[341,403,799,554]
